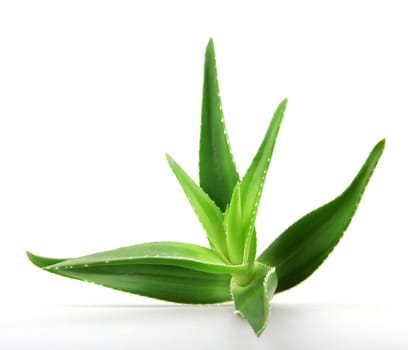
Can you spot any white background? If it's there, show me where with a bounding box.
[0,0,407,310]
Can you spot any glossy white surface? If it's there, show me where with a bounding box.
[1,304,407,349]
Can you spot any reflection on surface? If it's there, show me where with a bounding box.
[1,304,407,349]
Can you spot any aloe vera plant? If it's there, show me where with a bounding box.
[27,39,385,336]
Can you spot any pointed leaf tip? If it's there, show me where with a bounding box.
[28,251,233,304]
[240,98,288,263]
[166,154,229,259]
[200,37,239,211]
[205,39,215,60]
[376,138,386,152]
[258,138,385,292]
[27,251,67,268]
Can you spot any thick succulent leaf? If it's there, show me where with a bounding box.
[241,99,288,263]
[27,252,232,304]
[199,38,239,211]
[166,154,229,260]
[258,139,385,293]
[231,262,277,336]
[225,182,244,264]
[40,241,245,275]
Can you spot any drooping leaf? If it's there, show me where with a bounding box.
[199,38,239,211]
[230,262,278,336]
[225,182,245,264]
[166,154,229,260]
[241,99,288,263]
[41,241,245,275]
[257,139,385,293]
[27,252,232,304]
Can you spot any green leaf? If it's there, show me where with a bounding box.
[199,38,239,211]
[258,139,385,293]
[231,262,278,336]
[42,241,245,274]
[166,154,229,260]
[241,99,288,263]
[225,182,245,265]
[26,252,66,268]
[27,252,232,304]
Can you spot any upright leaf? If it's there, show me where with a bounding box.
[199,38,239,211]
[241,99,288,263]
[166,154,229,260]
[225,182,245,264]
[231,262,278,336]
[27,252,232,304]
[258,139,385,292]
